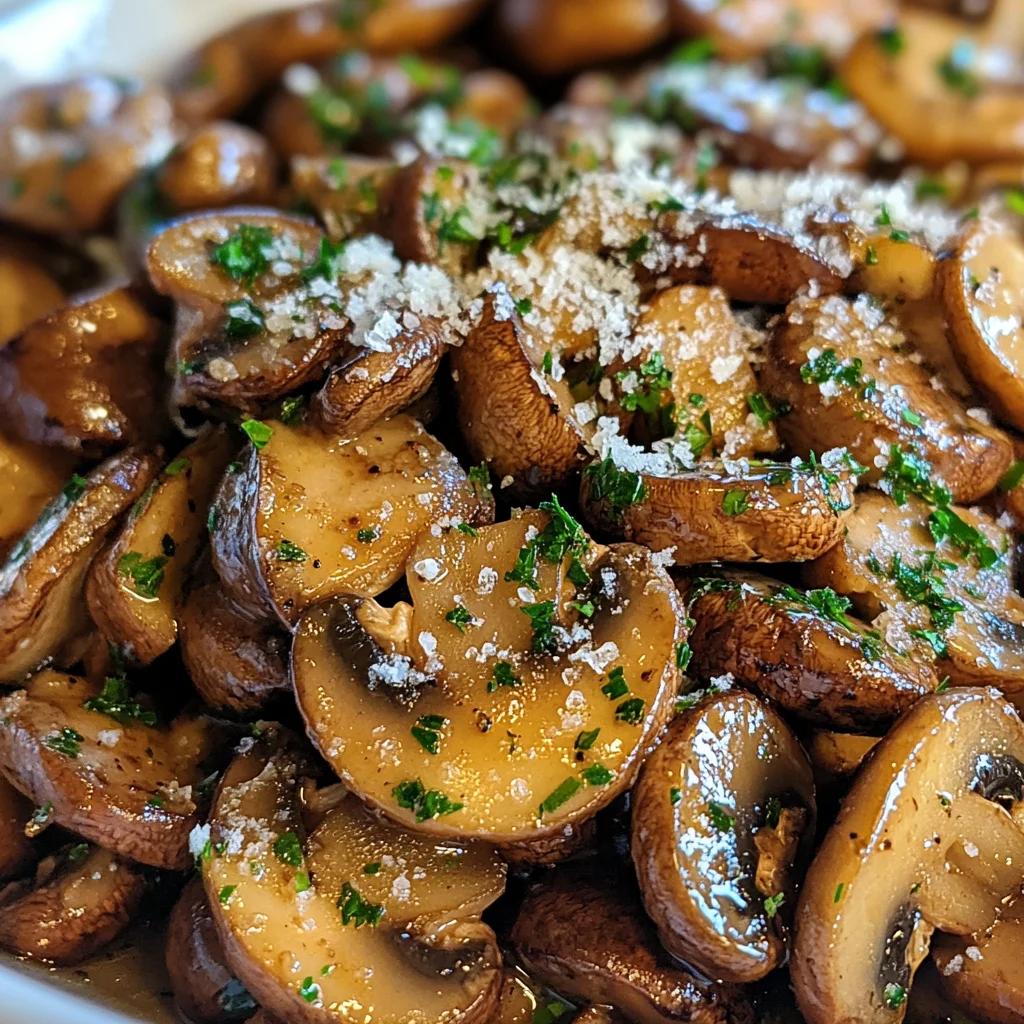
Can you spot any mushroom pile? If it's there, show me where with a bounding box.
[3,1,1024,1023]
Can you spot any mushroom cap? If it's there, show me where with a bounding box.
[0,671,224,870]
[203,729,506,1024]
[792,688,1024,1024]
[683,570,938,731]
[632,689,816,982]
[0,843,147,965]
[292,512,683,843]
[212,414,484,627]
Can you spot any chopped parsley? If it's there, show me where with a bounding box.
[164,457,191,477]
[865,245,879,266]
[998,460,1024,491]
[768,584,882,661]
[541,350,553,374]
[624,233,650,263]
[456,522,478,537]
[301,237,346,283]
[871,552,963,648]
[722,489,750,516]
[533,1001,573,1024]
[356,527,378,543]
[935,676,951,694]
[618,352,673,423]
[211,224,273,285]
[363,861,381,874]
[83,675,157,727]
[299,977,320,1004]
[538,777,582,816]
[671,36,715,64]
[392,778,463,821]
[834,882,845,903]
[876,26,905,56]
[272,831,304,869]
[747,393,790,426]
[515,296,533,316]
[279,394,307,426]
[615,697,645,725]
[116,552,168,599]
[62,473,89,503]
[670,787,682,804]
[936,42,980,98]
[883,983,907,1011]
[445,604,475,632]
[676,641,692,671]
[521,600,557,653]
[67,842,90,864]
[602,666,629,700]
[218,884,237,905]
[707,801,735,831]
[585,458,647,521]
[44,728,84,759]
[31,802,52,825]
[467,463,493,502]
[764,892,785,918]
[295,871,311,893]
[274,539,307,562]
[575,728,600,750]
[582,763,614,786]
[223,298,265,339]
[505,538,540,591]
[411,714,447,754]
[240,419,272,449]
[800,349,874,395]
[337,881,385,927]
[488,661,521,693]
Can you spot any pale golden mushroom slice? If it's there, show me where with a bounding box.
[791,687,1024,1024]
[932,913,1024,1024]
[804,731,881,786]
[0,670,228,870]
[179,577,290,714]
[578,450,857,565]
[0,774,36,883]
[632,689,816,983]
[289,155,398,241]
[683,571,939,731]
[0,842,148,965]
[147,210,350,413]
[0,448,161,683]
[843,8,1024,165]
[0,285,171,455]
[761,293,1013,503]
[292,509,683,845]
[0,433,77,561]
[610,285,778,456]
[166,877,257,1024]
[0,76,180,235]
[804,491,1024,696]
[942,215,1024,431]
[212,414,485,627]
[86,428,235,665]
[203,729,505,1024]
[669,0,894,61]
[510,870,754,1024]
[451,293,592,500]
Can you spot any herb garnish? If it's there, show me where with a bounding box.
[83,675,157,727]
[392,778,463,821]
[211,225,272,286]
[337,881,385,927]
[116,552,168,599]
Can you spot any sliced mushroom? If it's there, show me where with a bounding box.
[0,285,171,454]
[932,912,1024,1024]
[792,687,1024,1024]
[0,842,148,965]
[0,76,180,234]
[0,670,226,869]
[804,730,881,785]
[632,689,816,982]
[492,972,544,1024]
[0,447,160,683]
[669,0,894,61]
[147,210,350,412]
[86,428,235,664]
[0,250,65,344]
[803,490,1024,695]
[212,414,484,627]
[497,0,670,74]
[510,870,754,1024]
[311,315,444,437]
[289,154,398,241]
[166,877,257,1024]
[0,433,78,561]
[203,729,505,1024]
[761,293,1013,502]
[0,774,36,882]
[179,577,290,714]
[293,510,682,843]
[683,571,939,730]
[451,292,591,499]
[941,214,1024,431]
[843,8,1024,165]
[579,451,856,565]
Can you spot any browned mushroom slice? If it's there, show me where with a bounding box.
[0,285,171,454]
[0,843,148,965]
[169,0,487,124]
[0,448,160,683]
[942,215,1024,431]
[844,8,1024,166]
[579,451,856,565]
[0,433,78,561]
[203,729,505,1024]
[932,913,1024,1024]
[632,689,816,982]
[497,0,669,74]
[452,294,591,499]
[0,670,225,870]
[179,578,289,714]
[86,429,234,664]
[492,972,544,1024]
[293,510,682,844]
[212,414,484,626]
[311,315,444,436]
[0,775,35,882]
[804,491,1024,696]
[683,571,938,730]
[511,871,754,1024]
[0,251,65,344]
[761,293,1012,502]
[0,75,180,234]
[641,60,881,172]
[804,730,881,785]
[669,0,893,61]
[289,155,398,240]
[147,210,350,412]
[166,877,257,1024]
[791,688,1024,1024]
